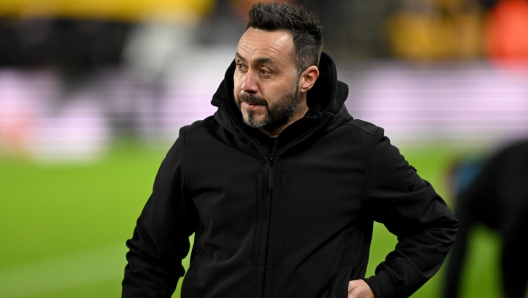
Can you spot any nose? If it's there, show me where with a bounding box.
[241,71,258,94]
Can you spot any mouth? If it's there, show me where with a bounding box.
[242,102,264,109]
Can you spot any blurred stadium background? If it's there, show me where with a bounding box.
[1,0,527,297]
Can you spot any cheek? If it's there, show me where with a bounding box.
[263,83,290,104]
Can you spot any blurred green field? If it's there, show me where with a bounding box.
[0,140,501,298]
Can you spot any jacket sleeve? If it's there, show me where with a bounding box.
[362,127,458,298]
[122,129,198,298]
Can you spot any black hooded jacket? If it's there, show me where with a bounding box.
[122,53,458,298]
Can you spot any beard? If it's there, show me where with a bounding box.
[234,84,301,133]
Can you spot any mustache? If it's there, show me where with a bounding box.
[238,93,268,106]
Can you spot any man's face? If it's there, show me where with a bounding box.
[233,28,303,133]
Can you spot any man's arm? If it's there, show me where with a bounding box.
[362,127,458,298]
[122,131,198,297]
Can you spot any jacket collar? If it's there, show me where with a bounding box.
[211,52,352,154]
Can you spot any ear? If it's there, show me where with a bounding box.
[299,65,319,93]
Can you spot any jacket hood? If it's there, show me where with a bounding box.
[211,52,352,145]
[211,52,349,118]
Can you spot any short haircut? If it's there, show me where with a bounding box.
[246,2,323,75]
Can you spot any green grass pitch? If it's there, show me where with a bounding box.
[0,140,501,297]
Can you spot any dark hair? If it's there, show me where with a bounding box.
[246,2,323,74]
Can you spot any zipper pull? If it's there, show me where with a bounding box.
[268,165,274,190]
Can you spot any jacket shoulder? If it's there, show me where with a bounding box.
[343,118,380,136]
[179,115,218,136]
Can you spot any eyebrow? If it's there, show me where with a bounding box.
[236,52,277,67]
[235,52,246,61]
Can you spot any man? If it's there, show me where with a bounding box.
[122,2,458,298]
[443,140,528,298]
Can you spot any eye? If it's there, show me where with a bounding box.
[236,62,247,72]
[259,68,271,76]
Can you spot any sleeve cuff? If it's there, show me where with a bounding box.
[363,269,399,298]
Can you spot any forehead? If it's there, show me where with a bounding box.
[237,27,294,64]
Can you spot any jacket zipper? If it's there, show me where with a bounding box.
[247,138,274,189]
[228,112,330,297]
[268,141,276,189]
[235,112,330,191]
[268,165,274,190]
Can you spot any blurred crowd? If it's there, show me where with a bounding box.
[1,0,528,162]
[1,0,528,68]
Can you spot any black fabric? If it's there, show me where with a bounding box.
[123,52,458,298]
[251,129,277,157]
[443,140,528,298]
